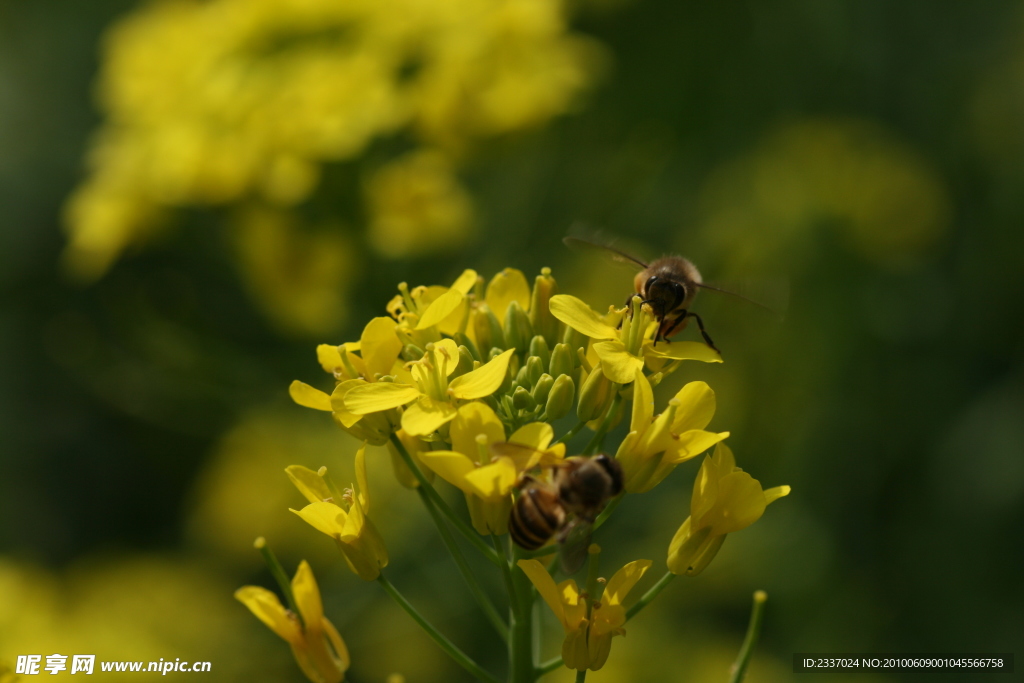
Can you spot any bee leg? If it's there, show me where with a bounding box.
[682,311,719,353]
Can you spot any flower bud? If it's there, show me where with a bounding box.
[577,366,613,422]
[474,305,506,357]
[531,373,554,405]
[529,268,560,346]
[503,300,534,355]
[452,345,475,378]
[525,355,545,387]
[515,364,531,389]
[400,343,426,362]
[544,374,575,420]
[512,385,537,411]
[528,335,551,370]
[454,332,482,362]
[549,342,574,379]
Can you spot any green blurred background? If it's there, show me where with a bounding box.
[1,0,1022,681]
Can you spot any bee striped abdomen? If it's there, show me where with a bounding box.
[509,488,565,550]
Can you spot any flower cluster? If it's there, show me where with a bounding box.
[241,266,789,682]
[64,0,604,334]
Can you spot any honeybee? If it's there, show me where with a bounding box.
[564,235,721,351]
[509,454,624,573]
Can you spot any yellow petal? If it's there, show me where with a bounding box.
[450,269,479,295]
[463,456,517,499]
[549,295,619,340]
[671,381,716,432]
[360,317,403,379]
[509,421,553,451]
[234,586,301,644]
[321,617,351,672]
[330,379,367,428]
[706,471,767,535]
[344,382,420,414]
[286,465,333,505]
[559,580,587,629]
[594,340,644,384]
[690,455,720,521]
[418,449,478,494]
[602,559,652,607]
[667,430,730,464]
[631,368,654,433]
[448,348,515,399]
[764,485,791,505]
[289,381,332,411]
[562,627,590,671]
[401,396,458,436]
[291,501,347,538]
[450,402,506,461]
[291,560,325,631]
[486,268,531,318]
[434,338,460,377]
[517,559,566,624]
[354,443,370,513]
[316,344,344,373]
[416,289,464,330]
[645,340,723,363]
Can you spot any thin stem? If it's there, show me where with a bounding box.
[509,544,536,683]
[377,573,498,683]
[256,539,302,627]
[575,670,587,683]
[728,590,767,683]
[554,420,587,445]
[536,657,564,677]
[417,488,508,641]
[491,534,521,618]
[389,434,501,566]
[591,493,623,532]
[625,571,676,621]
[582,390,622,455]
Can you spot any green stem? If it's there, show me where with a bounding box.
[575,670,587,683]
[583,390,622,455]
[389,434,501,566]
[625,571,676,621]
[256,539,302,628]
[728,590,767,683]
[377,574,498,683]
[508,545,536,683]
[554,420,587,445]
[591,493,623,532]
[492,535,520,618]
[417,488,508,641]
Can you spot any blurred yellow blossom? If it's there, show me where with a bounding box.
[667,443,790,576]
[64,0,605,332]
[236,560,350,683]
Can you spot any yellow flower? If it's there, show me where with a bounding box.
[549,294,721,384]
[518,558,652,671]
[667,443,790,576]
[418,402,565,535]
[235,560,349,683]
[615,370,730,493]
[343,339,515,437]
[287,444,389,581]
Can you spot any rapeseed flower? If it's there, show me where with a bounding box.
[667,444,790,576]
[518,557,652,671]
[287,445,388,581]
[236,560,349,683]
[616,370,730,493]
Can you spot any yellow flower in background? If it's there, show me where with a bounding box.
[616,370,730,493]
[287,445,389,581]
[549,294,721,384]
[418,402,565,534]
[667,444,790,577]
[236,560,350,683]
[518,558,651,671]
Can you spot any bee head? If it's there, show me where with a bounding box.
[643,276,687,319]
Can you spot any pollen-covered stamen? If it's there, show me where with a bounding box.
[397,281,417,315]
[317,466,349,507]
[339,347,361,381]
[624,295,651,355]
[421,343,449,400]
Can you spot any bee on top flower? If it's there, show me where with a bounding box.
[668,443,790,576]
[236,560,349,683]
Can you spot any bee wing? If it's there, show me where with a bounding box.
[695,278,790,317]
[557,517,594,575]
[563,226,650,270]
